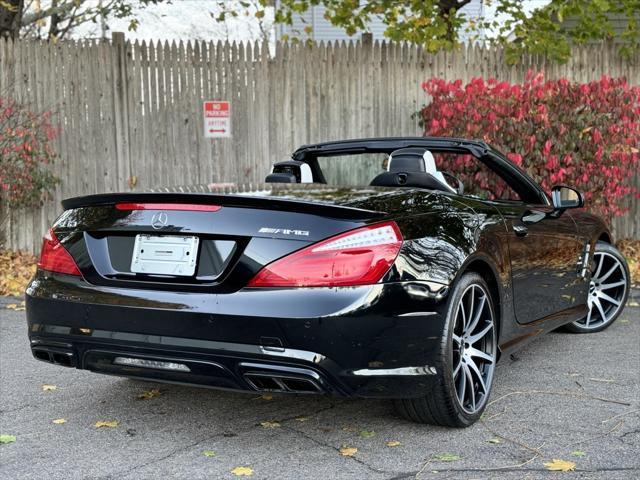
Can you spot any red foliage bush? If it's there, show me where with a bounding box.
[420,72,640,218]
[0,98,59,208]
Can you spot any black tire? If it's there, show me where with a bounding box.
[564,241,630,334]
[393,272,498,427]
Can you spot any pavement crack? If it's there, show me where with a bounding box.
[619,427,640,443]
[283,423,390,476]
[101,432,226,479]
[100,401,348,479]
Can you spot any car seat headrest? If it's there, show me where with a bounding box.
[387,148,429,173]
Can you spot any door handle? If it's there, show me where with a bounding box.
[513,224,528,237]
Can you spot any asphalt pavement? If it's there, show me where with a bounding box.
[1,293,639,480]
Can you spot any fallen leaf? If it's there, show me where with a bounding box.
[544,459,576,472]
[0,434,16,444]
[341,425,357,432]
[627,300,640,307]
[488,438,502,444]
[42,385,57,392]
[52,418,67,424]
[434,453,460,462]
[359,430,376,439]
[259,421,281,429]
[137,388,161,400]
[202,450,216,457]
[94,420,119,428]
[5,303,18,310]
[295,416,309,422]
[231,466,253,476]
[253,394,272,401]
[339,446,358,457]
[386,441,401,447]
[618,319,630,325]
[570,451,586,458]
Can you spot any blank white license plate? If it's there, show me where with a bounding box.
[130,235,199,276]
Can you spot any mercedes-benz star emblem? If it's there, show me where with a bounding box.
[151,212,169,230]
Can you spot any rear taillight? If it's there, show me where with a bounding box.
[37,229,82,276]
[248,221,402,287]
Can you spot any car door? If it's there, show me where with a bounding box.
[494,201,588,324]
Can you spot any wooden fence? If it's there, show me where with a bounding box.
[1,35,638,252]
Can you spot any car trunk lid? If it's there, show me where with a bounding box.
[53,185,394,292]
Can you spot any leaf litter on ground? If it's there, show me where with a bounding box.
[259,421,281,428]
[136,388,161,400]
[433,453,460,462]
[544,459,576,471]
[94,421,119,428]
[0,250,37,297]
[0,434,16,444]
[231,466,253,476]
[339,446,358,457]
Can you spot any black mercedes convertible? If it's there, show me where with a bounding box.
[25,137,630,427]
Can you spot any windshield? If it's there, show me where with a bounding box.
[316,153,389,186]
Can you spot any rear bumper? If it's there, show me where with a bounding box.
[26,272,450,398]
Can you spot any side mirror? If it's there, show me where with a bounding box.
[551,185,584,210]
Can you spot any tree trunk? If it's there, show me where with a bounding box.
[438,0,472,43]
[48,0,61,39]
[0,0,24,40]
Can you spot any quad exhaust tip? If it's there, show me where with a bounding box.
[32,348,76,367]
[243,372,323,394]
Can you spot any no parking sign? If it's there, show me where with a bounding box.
[203,101,231,138]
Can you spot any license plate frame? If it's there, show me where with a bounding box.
[130,234,199,277]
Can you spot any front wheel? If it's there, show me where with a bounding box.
[394,272,498,427]
[564,241,630,333]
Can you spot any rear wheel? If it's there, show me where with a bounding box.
[564,242,630,333]
[394,272,497,427]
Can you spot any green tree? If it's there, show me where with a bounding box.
[269,0,640,62]
[0,0,164,40]
[491,0,640,63]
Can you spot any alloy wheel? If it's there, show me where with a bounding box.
[577,251,628,329]
[451,284,497,414]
